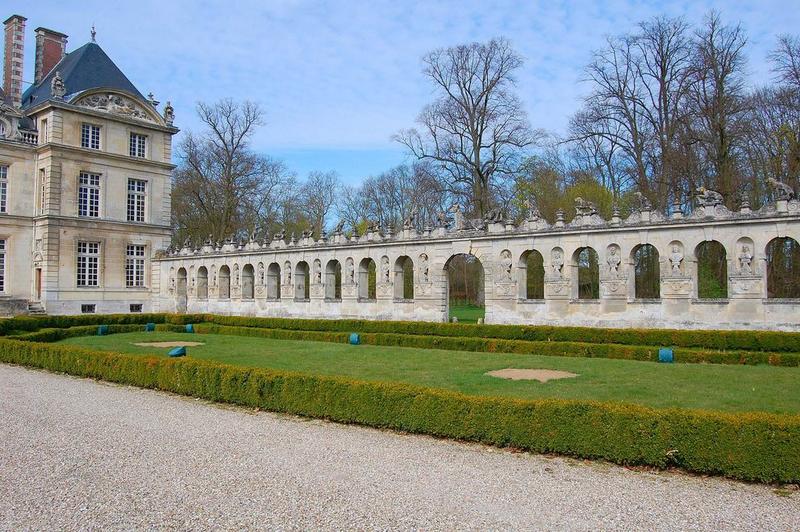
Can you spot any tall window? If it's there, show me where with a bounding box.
[77,241,100,287]
[78,172,100,217]
[38,168,46,215]
[127,179,146,222]
[126,244,146,287]
[81,124,100,149]
[129,133,147,158]
[0,165,7,214]
[0,239,6,292]
[40,118,48,143]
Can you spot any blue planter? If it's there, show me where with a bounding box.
[97,325,109,336]
[349,333,360,345]
[658,347,674,363]
[145,323,155,332]
[185,324,194,333]
[168,346,186,357]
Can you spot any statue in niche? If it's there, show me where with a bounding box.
[169,273,176,291]
[499,250,513,282]
[345,259,355,284]
[574,197,597,217]
[232,264,240,286]
[257,263,265,285]
[739,245,753,274]
[606,246,621,276]
[419,254,429,283]
[284,263,292,285]
[669,246,683,275]
[314,261,322,284]
[381,257,390,283]
[551,249,564,278]
[695,187,724,207]
[767,177,796,201]
[211,267,217,287]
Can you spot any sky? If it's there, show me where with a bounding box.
[6,0,800,185]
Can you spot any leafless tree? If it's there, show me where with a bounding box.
[771,35,800,90]
[171,99,292,243]
[299,170,340,237]
[395,38,536,217]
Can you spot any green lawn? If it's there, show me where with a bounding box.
[449,303,485,323]
[57,331,800,414]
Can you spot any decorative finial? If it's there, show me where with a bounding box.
[147,92,160,107]
[91,24,96,42]
[163,101,175,126]
[50,71,66,100]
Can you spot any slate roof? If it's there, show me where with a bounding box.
[21,41,145,109]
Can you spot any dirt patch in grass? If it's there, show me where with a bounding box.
[486,368,578,383]
[133,342,205,348]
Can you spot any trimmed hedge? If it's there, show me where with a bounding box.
[0,337,797,483]
[195,324,800,367]
[0,313,204,337]
[13,323,186,343]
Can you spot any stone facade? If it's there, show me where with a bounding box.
[155,199,800,331]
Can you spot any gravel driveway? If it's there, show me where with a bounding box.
[1,363,797,530]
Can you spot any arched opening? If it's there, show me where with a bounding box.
[295,261,310,300]
[241,264,254,299]
[358,258,376,300]
[176,267,188,313]
[767,237,800,298]
[696,241,728,299]
[218,265,230,299]
[519,250,544,299]
[196,266,208,299]
[394,256,414,299]
[267,263,281,299]
[444,253,485,322]
[632,244,660,299]
[325,260,342,300]
[573,247,599,299]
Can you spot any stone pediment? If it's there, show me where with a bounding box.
[72,92,159,123]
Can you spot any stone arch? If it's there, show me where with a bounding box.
[176,267,187,297]
[196,266,208,299]
[695,240,728,299]
[766,237,800,298]
[519,249,544,299]
[358,258,377,300]
[443,253,485,322]
[267,262,281,299]
[218,265,231,299]
[571,247,599,300]
[241,264,255,299]
[631,244,660,299]
[394,256,414,299]
[295,261,310,300]
[325,259,342,300]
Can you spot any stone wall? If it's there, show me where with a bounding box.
[155,199,800,331]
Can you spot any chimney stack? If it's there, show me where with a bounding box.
[34,27,67,85]
[3,14,26,108]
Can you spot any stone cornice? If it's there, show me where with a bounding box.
[33,214,171,233]
[25,99,180,135]
[36,142,176,171]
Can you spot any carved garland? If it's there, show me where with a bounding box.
[73,93,156,123]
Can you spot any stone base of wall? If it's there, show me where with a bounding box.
[0,298,30,317]
[43,298,154,316]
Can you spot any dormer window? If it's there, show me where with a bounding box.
[129,133,147,158]
[81,123,101,150]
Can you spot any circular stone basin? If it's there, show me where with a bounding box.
[486,368,578,383]
[133,342,205,348]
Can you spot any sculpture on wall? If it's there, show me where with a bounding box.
[314,260,322,284]
[333,220,346,234]
[767,177,796,201]
[163,101,175,125]
[483,208,504,224]
[448,204,465,230]
[419,254,429,283]
[739,245,753,274]
[232,264,240,286]
[606,245,621,276]
[551,249,564,278]
[669,246,684,275]
[695,187,724,207]
[211,266,217,287]
[345,258,355,284]
[633,191,652,211]
[284,261,292,284]
[403,209,418,230]
[499,250,513,282]
[381,256,390,283]
[574,197,597,217]
[75,93,155,122]
[258,263,265,285]
[50,71,66,100]
[525,198,541,221]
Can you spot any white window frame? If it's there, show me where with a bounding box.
[77,241,100,287]
[125,244,146,288]
[129,132,147,158]
[0,166,7,214]
[127,178,146,222]
[0,239,6,293]
[78,172,100,218]
[81,123,101,150]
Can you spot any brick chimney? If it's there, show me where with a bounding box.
[34,27,67,84]
[3,14,26,108]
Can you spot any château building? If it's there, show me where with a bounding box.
[0,14,177,315]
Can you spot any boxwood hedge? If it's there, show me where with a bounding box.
[1,337,797,483]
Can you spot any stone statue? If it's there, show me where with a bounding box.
[345,259,355,284]
[634,191,652,211]
[233,264,240,286]
[381,256,390,283]
[484,208,504,224]
[448,204,465,230]
[767,177,796,201]
[669,246,683,275]
[435,211,449,228]
[333,220,345,234]
[183,237,192,249]
[403,210,417,230]
[574,197,597,217]
[284,263,292,285]
[289,232,296,245]
[419,254,430,283]
[739,245,753,274]
[163,101,175,126]
[314,261,322,284]
[606,246,621,276]
[499,250,513,282]
[695,187,724,207]
[50,71,66,100]
[524,198,541,221]
[551,249,564,278]
[211,267,217,286]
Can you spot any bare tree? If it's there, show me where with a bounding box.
[395,38,536,217]
[771,35,800,90]
[299,170,340,237]
[172,99,291,243]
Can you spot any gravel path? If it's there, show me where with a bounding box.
[1,364,797,531]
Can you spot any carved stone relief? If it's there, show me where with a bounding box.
[74,93,156,122]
